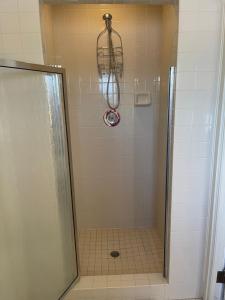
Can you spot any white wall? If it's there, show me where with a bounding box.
[0,0,43,63]
[0,0,222,299]
[168,0,221,298]
[41,4,163,229]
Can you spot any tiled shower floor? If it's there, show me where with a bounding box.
[78,228,164,276]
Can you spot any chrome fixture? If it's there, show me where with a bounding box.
[103,109,120,127]
[97,13,123,126]
[164,66,176,278]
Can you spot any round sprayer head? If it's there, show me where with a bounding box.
[103,13,112,21]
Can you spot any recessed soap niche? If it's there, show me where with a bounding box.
[135,93,152,106]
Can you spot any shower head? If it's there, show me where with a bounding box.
[103,13,112,21]
[103,13,112,29]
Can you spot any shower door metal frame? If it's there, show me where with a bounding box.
[0,59,80,299]
[164,66,176,279]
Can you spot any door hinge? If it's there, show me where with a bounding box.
[217,271,225,284]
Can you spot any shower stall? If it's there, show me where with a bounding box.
[40,2,178,278]
[0,2,178,299]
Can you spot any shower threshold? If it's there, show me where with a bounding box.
[63,273,167,300]
[74,273,166,290]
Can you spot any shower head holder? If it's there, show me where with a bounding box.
[97,13,123,78]
[103,13,112,30]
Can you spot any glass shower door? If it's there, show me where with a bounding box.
[0,60,78,300]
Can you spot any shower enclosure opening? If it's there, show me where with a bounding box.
[40,1,178,277]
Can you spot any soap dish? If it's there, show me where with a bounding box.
[134,93,152,106]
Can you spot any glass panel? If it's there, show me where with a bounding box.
[0,67,77,300]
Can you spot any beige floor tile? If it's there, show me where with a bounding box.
[79,228,163,276]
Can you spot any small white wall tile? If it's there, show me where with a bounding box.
[180,0,220,12]
[18,0,39,12]
[1,52,24,61]
[174,125,211,142]
[192,110,213,126]
[196,71,217,90]
[166,281,202,299]
[19,52,44,64]
[0,13,20,33]
[176,72,197,90]
[0,34,4,53]
[148,273,167,285]
[179,11,220,32]
[174,109,194,126]
[177,52,218,72]
[19,12,41,33]
[2,33,22,53]
[197,11,220,31]
[175,90,212,109]
[21,33,42,53]
[198,0,221,12]
[179,12,199,32]
[0,0,18,13]
[178,31,218,53]
[179,0,199,11]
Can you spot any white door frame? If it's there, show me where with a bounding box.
[204,2,225,299]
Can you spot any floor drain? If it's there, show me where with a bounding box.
[110,250,120,258]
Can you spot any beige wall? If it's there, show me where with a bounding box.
[41,4,164,229]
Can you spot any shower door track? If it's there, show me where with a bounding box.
[0,59,80,299]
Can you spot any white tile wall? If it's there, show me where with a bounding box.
[169,0,222,299]
[0,0,43,63]
[0,0,222,299]
[41,4,163,229]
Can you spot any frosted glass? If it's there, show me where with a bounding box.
[0,68,77,300]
